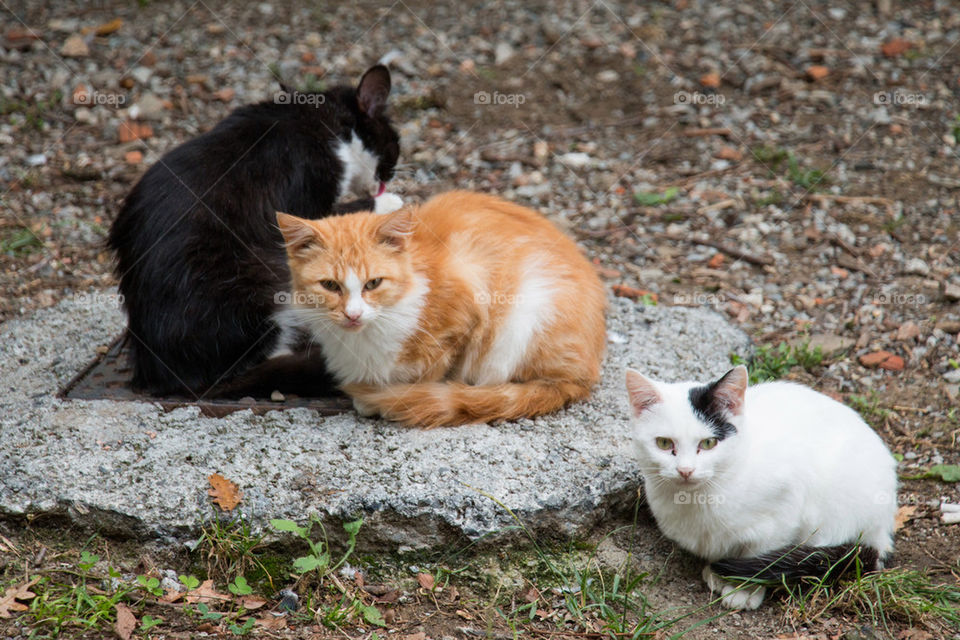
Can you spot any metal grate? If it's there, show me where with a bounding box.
[59,335,351,418]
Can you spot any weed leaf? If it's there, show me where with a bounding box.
[270,519,307,537]
[292,554,328,573]
[926,464,960,482]
[360,604,387,627]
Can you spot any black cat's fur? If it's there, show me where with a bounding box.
[108,65,400,396]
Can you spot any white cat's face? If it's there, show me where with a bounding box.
[626,367,748,489]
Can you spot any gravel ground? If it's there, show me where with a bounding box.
[1,0,958,638]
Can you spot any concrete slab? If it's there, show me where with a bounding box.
[0,291,750,549]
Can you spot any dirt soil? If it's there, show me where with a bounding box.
[1,0,958,638]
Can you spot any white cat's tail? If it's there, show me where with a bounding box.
[343,379,592,428]
[711,543,882,584]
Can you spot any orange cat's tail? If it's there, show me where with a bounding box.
[343,380,593,428]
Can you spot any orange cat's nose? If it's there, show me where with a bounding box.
[345,309,362,321]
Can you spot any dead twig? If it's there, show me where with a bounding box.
[806,193,896,217]
[680,127,732,137]
[690,238,774,266]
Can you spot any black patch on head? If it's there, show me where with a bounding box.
[688,382,737,440]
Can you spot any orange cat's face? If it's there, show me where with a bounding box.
[277,210,414,331]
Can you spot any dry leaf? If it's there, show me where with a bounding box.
[881,38,911,58]
[114,603,137,640]
[207,473,242,511]
[416,572,435,590]
[117,120,153,143]
[255,615,288,630]
[897,628,934,640]
[212,88,235,102]
[455,609,474,620]
[404,633,426,640]
[895,505,918,531]
[0,579,38,619]
[95,18,123,36]
[240,596,267,610]
[185,579,230,605]
[160,589,183,603]
[520,585,540,603]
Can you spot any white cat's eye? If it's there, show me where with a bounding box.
[655,437,674,451]
[364,278,383,291]
[320,279,341,293]
[699,437,718,451]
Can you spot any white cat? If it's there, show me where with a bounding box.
[625,365,897,610]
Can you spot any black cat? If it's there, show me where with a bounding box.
[108,65,402,397]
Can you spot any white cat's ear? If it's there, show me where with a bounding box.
[713,365,748,416]
[357,64,391,118]
[375,209,413,250]
[625,369,662,417]
[276,212,320,255]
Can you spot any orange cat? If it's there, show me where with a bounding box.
[276,191,607,427]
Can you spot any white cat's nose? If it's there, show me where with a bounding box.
[677,467,694,480]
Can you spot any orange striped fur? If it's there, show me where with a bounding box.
[276,190,607,427]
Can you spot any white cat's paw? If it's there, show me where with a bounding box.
[374,192,404,215]
[352,397,379,418]
[719,584,766,610]
[702,566,726,593]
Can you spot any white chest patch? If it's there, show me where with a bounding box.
[295,274,430,386]
[335,131,379,200]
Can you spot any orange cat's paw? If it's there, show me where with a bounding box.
[374,192,403,215]
[352,397,379,417]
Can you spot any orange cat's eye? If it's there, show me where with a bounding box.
[320,280,341,293]
[364,278,383,291]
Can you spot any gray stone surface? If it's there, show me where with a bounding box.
[0,291,750,549]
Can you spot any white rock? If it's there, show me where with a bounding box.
[130,92,166,120]
[130,66,153,85]
[904,257,930,276]
[557,152,592,168]
[26,154,47,166]
[494,42,515,66]
[597,70,620,83]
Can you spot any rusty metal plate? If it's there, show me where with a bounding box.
[59,335,352,418]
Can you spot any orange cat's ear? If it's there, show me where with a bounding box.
[375,209,413,250]
[276,212,320,255]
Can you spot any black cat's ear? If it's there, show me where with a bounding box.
[357,64,391,118]
[626,369,662,417]
[276,212,320,255]
[375,209,413,250]
[712,366,748,416]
